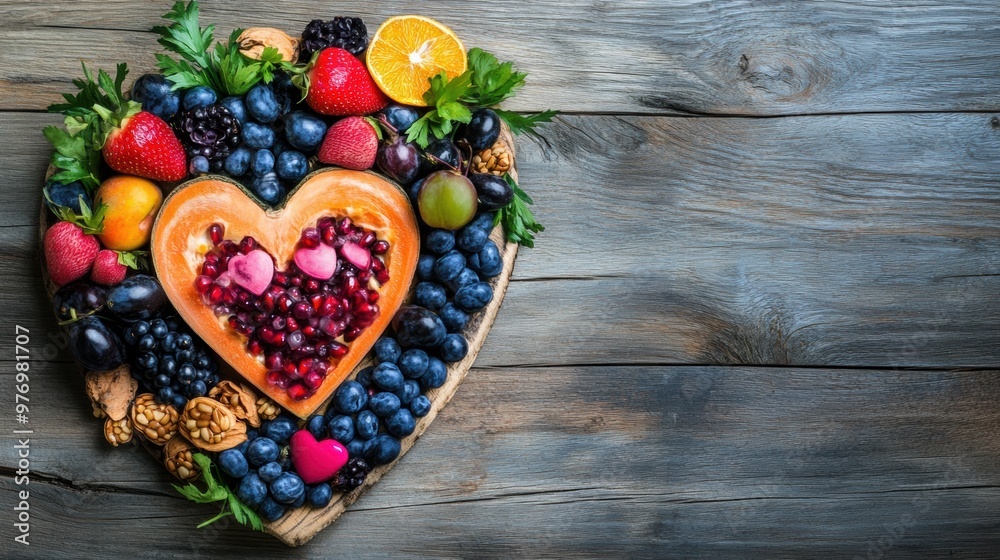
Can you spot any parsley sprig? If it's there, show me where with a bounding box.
[153,1,288,96]
[42,122,102,193]
[495,174,544,248]
[405,71,474,148]
[173,453,264,531]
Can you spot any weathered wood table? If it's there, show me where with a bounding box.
[1,1,998,557]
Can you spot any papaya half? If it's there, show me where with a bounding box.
[151,169,420,418]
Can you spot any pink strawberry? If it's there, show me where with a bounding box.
[91,250,127,286]
[317,117,380,170]
[44,222,100,286]
[103,111,187,182]
[302,48,389,116]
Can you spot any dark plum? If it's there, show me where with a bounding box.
[283,111,327,151]
[438,302,469,333]
[455,282,494,312]
[469,241,503,278]
[377,136,424,185]
[364,434,402,466]
[462,108,501,151]
[456,224,489,253]
[106,275,168,322]
[417,254,436,281]
[391,306,447,348]
[439,333,469,362]
[433,250,466,283]
[414,282,447,310]
[469,173,514,212]
[423,139,461,172]
[66,316,126,371]
[378,105,420,133]
[52,282,106,322]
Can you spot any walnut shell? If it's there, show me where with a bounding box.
[164,437,201,481]
[238,27,299,62]
[104,416,133,447]
[85,365,138,421]
[209,380,261,428]
[131,394,179,445]
[179,397,247,452]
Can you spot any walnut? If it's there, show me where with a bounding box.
[104,417,133,447]
[85,365,138,421]
[238,27,299,62]
[164,437,200,481]
[179,397,247,452]
[209,380,261,427]
[131,394,179,446]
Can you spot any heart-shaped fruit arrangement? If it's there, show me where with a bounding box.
[40,1,551,545]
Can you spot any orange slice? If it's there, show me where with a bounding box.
[366,15,467,106]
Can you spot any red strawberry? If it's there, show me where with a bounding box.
[318,117,380,170]
[103,111,187,182]
[91,250,128,286]
[44,222,100,286]
[303,48,389,116]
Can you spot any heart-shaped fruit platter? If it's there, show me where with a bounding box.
[39,1,551,545]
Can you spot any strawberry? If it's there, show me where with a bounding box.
[103,112,187,182]
[91,250,128,286]
[317,117,381,170]
[44,222,100,286]
[298,48,389,116]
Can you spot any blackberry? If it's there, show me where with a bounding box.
[300,17,368,61]
[123,315,220,407]
[330,457,369,492]
[173,103,241,162]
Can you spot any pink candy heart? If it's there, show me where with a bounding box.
[290,429,349,485]
[226,249,274,296]
[294,243,339,280]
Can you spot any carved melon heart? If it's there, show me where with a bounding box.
[150,169,420,418]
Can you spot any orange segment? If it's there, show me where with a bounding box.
[366,15,467,106]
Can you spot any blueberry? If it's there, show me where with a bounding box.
[177,333,193,349]
[252,149,275,176]
[276,150,308,183]
[270,472,305,504]
[171,394,188,410]
[308,484,334,508]
[385,409,416,438]
[365,434,402,466]
[332,381,368,414]
[419,357,448,390]
[374,337,402,364]
[161,332,178,353]
[258,461,283,483]
[224,146,252,176]
[396,379,421,406]
[157,387,174,403]
[251,172,285,205]
[439,333,469,363]
[246,83,281,123]
[247,437,280,466]
[369,391,401,418]
[159,356,178,377]
[220,96,248,124]
[425,230,455,255]
[378,105,420,133]
[438,302,469,333]
[262,416,298,445]
[291,491,307,509]
[469,241,503,278]
[137,351,157,371]
[327,414,355,444]
[408,177,426,208]
[236,472,268,507]
[131,74,181,120]
[218,449,249,478]
[414,282,447,311]
[189,155,210,175]
[398,349,429,379]
[185,379,208,397]
[283,111,327,151]
[355,410,379,440]
[355,366,375,388]
[151,319,169,338]
[306,414,326,440]
[410,395,432,418]
[133,321,150,336]
[44,180,90,214]
[445,268,480,294]
[456,225,489,253]
[176,349,193,363]
[138,334,156,351]
[182,86,218,111]
[257,496,286,521]
[272,139,291,157]
[417,254,436,281]
[374,363,404,392]
[455,282,494,312]
[346,438,366,458]
[242,122,276,149]
[154,373,171,388]
[433,250,466,283]
[467,212,496,232]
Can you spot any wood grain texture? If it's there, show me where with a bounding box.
[1,1,1000,114]
[5,112,998,369]
[3,363,999,558]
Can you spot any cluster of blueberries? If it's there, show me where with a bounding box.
[121,316,220,409]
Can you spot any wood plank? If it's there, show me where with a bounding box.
[1,1,1000,114]
[3,364,999,556]
[5,112,998,368]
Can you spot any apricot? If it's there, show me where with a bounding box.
[95,175,164,251]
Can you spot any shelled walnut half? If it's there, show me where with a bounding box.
[209,380,261,427]
[85,365,138,421]
[179,397,247,452]
[131,394,179,445]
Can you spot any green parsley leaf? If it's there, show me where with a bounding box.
[495,174,544,248]
[494,109,557,138]
[461,48,527,107]
[43,124,102,192]
[173,453,264,532]
[117,250,150,271]
[43,188,107,235]
[405,71,474,148]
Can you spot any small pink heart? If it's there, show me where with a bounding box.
[227,249,274,296]
[294,243,339,280]
[290,429,349,485]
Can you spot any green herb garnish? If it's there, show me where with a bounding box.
[42,189,107,235]
[42,122,102,193]
[461,48,526,107]
[405,70,474,148]
[173,453,264,531]
[495,174,544,248]
[493,109,557,138]
[117,250,151,271]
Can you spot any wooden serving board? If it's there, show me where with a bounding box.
[39,126,520,547]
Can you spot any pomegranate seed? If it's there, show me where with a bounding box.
[207,285,224,304]
[220,240,238,255]
[297,358,314,376]
[222,290,237,306]
[368,291,380,304]
[240,236,257,254]
[376,269,390,284]
[344,326,363,342]
[194,275,214,294]
[343,276,360,296]
[300,227,321,248]
[271,331,286,346]
[285,317,299,331]
[293,345,316,360]
[317,216,335,230]
[372,241,389,254]
[303,370,324,389]
[336,217,353,235]
[302,325,317,338]
[213,305,233,316]
[257,326,275,344]
[309,293,324,311]
[287,330,305,350]
[359,231,376,248]
[202,262,219,278]
[292,301,312,320]
[328,342,348,358]
[250,311,266,325]
[208,223,224,245]
[287,383,311,401]
[271,316,287,331]
[287,287,303,301]
[267,370,292,389]
[246,338,264,355]
[283,361,299,378]
[353,315,375,329]
[265,352,284,370]
[274,272,290,286]
[372,258,385,274]
[321,225,336,245]
[316,345,330,358]
[319,296,340,317]
[305,279,321,293]
[278,295,294,313]
[290,275,302,287]
[358,270,372,282]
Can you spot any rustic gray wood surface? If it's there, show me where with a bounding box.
[1,0,998,558]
